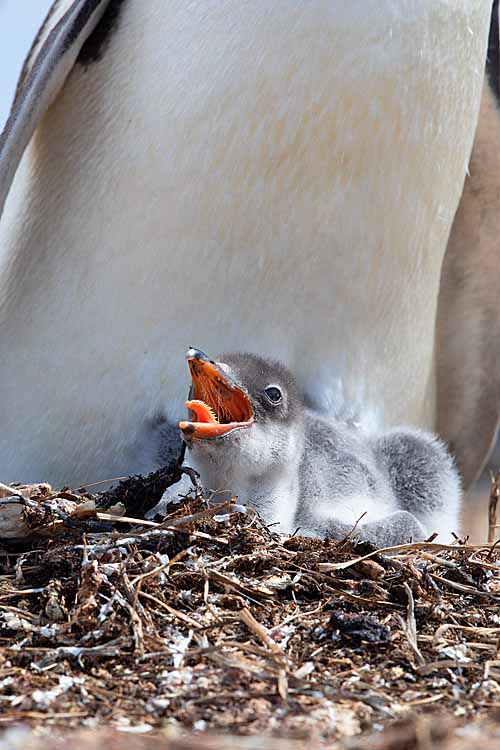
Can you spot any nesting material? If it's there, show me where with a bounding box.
[0,474,499,748]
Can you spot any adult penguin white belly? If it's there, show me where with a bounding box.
[0,0,494,487]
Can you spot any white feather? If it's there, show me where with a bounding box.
[0,1,490,485]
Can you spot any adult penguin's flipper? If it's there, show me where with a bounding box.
[0,0,113,221]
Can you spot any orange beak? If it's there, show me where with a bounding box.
[179,349,254,440]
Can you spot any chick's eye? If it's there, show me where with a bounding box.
[264,386,282,404]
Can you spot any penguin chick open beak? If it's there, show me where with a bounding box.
[179,348,254,439]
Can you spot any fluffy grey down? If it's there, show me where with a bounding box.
[177,352,462,546]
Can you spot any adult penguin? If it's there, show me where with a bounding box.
[0,0,498,489]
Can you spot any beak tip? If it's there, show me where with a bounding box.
[186,347,210,363]
[179,421,195,436]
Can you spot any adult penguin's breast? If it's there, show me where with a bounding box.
[0,1,491,485]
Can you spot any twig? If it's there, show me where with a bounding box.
[434,623,500,639]
[0,482,27,500]
[323,541,493,571]
[130,548,188,587]
[398,583,425,666]
[416,659,476,676]
[181,465,204,499]
[290,565,402,609]
[488,471,500,544]
[112,525,228,546]
[415,551,458,569]
[430,573,500,600]
[336,512,367,546]
[484,659,500,680]
[318,558,385,579]
[239,607,286,660]
[208,569,276,601]
[138,590,201,629]
[47,507,114,533]
[96,513,160,526]
[31,637,128,670]
[268,603,323,632]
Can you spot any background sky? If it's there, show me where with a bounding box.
[0,1,53,129]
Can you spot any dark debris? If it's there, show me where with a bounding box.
[328,610,391,646]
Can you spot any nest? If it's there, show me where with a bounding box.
[0,470,499,749]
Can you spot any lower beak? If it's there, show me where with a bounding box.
[179,349,254,440]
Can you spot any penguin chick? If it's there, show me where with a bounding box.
[179,349,462,545]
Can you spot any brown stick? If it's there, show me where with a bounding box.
[488,471,500,544]
[239,607,285,659]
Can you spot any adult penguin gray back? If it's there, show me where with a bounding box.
[0,1,498,489]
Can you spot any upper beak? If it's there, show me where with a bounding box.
[179,348,254,440]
